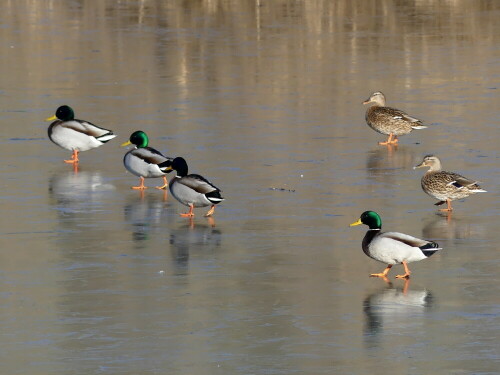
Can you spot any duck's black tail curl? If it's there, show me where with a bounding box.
[420,241,441,257]
[205,190,224,204]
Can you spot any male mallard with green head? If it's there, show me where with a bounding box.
[350,211,441,279]
[363,92,427,145]
[121,131,173,190]
[414,155,486,212]
[47,105,116,164]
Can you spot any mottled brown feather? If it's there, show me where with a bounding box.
[421,171,484,201]
[366,106,423,136]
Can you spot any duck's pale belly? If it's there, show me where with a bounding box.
[366,237,427,264]
[50,127,103,151]
[169,180,212,208]
[123,153,165,178]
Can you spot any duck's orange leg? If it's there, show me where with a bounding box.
[132,177,147,190]
[370,264,392,278]
[64,150,79,164]
[395,261,411,279]
[439,199,453,212]
[378,133,398,145]
[180,204,194,217]
[155,176,168,190]
[204,205,216,217]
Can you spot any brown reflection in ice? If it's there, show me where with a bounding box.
[363,279,433,347]
[365,145,416,183]
[421,213,487,241]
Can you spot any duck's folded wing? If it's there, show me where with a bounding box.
[62,120,113,138]
[131,148,170,165]
[445,172,481,189]
[380,232,429,247]
[180,174,220,194]
[384,107,423,124]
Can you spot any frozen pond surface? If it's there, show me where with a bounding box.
[0,1,499,374]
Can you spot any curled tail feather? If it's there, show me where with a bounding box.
[420,241,441,257]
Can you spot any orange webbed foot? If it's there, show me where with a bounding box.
[395,274,411,279]
[204,205,216,217]
[370,265,392,278]
[396,261,411,279]
[64,150,79,164]
[180,204,194,217]
[132,177,147,190]
[378,134,398,145]
[370,273,390,278]
[155,177,168,190]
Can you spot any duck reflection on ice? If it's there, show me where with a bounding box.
[48,169,115,219]
[422,212,485,241]
[363,279,433,346]
[168,220,222,271]
[365,145,415,183]
[124,193,169,245]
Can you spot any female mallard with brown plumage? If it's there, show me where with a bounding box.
[414,155,487,212]
[350,211,441,279]
[363,91,427,145]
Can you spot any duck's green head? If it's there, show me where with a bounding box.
[121,130,149,148]
[350,211,382,230]
[46,105,75,122]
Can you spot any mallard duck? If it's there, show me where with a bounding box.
[414,155,487,212]
[165,157,224,217]
[46,105,116,164]
[350,211,441,279]
[121,131,173,190]
[363,92,427,145]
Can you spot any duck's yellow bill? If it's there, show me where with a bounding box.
[121,140,132,147]
[350,219,362,227]
[45,115,57,122]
